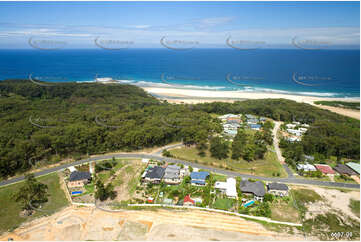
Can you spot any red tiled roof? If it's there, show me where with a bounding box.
[315,164,335,174]
[183,194,195,204]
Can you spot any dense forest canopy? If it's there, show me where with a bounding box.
[0,79,359,179]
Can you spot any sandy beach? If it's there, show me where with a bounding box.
[142,87,360,119]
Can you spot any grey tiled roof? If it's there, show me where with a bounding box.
[145,166,165,179]
[240,180,265,197]
[69,171,91,182]
[267,182,289,191]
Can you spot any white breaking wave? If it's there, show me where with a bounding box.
[75,78,351,98]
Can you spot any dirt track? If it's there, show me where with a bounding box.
[0,206,306,241]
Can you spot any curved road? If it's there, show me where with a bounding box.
[0,148,359,189]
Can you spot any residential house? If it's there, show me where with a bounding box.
[249,124,261,130]
[143,166,165,184]
[346,162,360,175]
[239,180,266,202]
[267,183,289,197]
[287,129,302,136]
[163,165,181,184]
[299,127,308,133]
[215,177,238,199]
[224,129,237,137]
[259,117,267,122]
[287,136,301,142]
[247,118,259,124]
[333,164,358,176]
[296,163,316,172]
[314,164,336,175]
[286,123,297,129]
[190,171,209,186]
[183,194,195,206]
[245,114,257,119]
[304,155,315,162]
[68,171,91,188]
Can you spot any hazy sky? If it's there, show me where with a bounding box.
[0,1,359,48]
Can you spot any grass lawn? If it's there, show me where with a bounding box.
[169,146,287,178]
[0,173,69,234]
[349,199,360,218]
[213,198,235,210]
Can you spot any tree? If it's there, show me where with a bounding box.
[210,137,229,160]
[95,179,116,201]
[243,144,255,162]
[264,193,274,203]
[13,174,48,213]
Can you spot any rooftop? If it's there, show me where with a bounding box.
[314,164,336,174]
[346,162,360,174]
[267,182,289,191]
[239,180,265,197]
[69,171,91,182]
[190,171,210,180]
[145,166,165,179]
[333,164,357,176]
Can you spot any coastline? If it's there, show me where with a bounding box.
[142,87,360,119]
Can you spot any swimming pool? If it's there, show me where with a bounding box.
[243,200,255,207]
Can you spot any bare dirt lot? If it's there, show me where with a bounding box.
[0,206,306,241]
[302,185,360,221]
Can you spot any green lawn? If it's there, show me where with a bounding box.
[0,173,69,234]
[169,147,287,178]
[213,198,235,210]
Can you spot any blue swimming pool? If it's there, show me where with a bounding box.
[244,200,255,207]
[71,191,82,195]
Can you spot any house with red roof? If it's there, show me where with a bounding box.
[314,164,335,175]
[183,194,195,206]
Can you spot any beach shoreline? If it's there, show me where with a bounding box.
[142,87,360,119]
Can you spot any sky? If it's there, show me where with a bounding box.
[0,1,359,49]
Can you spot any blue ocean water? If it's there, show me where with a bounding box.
[0,49,359,98]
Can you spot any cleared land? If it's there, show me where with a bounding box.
[0,173,69,234]
[0,206,307,241]
[169,146,287,178]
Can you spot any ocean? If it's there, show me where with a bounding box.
[0,48,359,98]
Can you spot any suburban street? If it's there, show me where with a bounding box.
[1,150,359,189]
